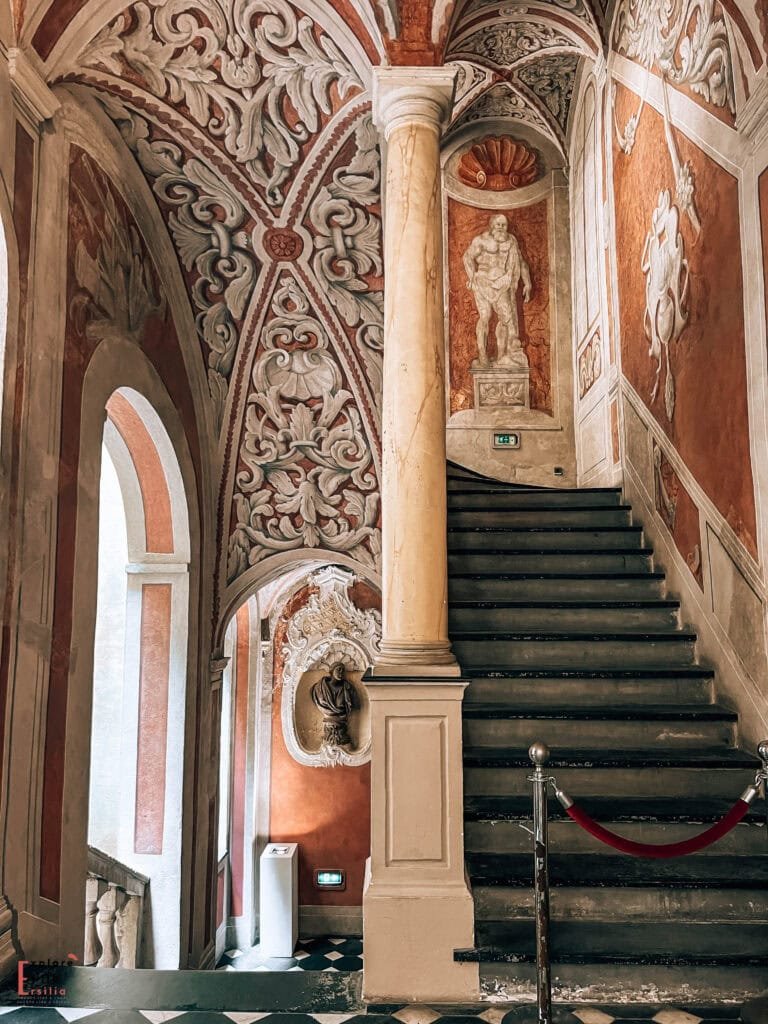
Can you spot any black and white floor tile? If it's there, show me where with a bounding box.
[217,938,364,974]
[0,1003,744,1023]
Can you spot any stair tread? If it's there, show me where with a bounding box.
[449,525,643,533]
[450,600,679,608]
[464,667,715,678]
[455,920,768,964]
[448,504,632,511]
[449,572,665,579]
[451,629,696,640]
[463,746,758,768]
[461,703,735,721]
[464,794,766,822]
[466,853,768,886]
[451,547,655,555]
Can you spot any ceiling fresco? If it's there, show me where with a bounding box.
[24,0,761,607]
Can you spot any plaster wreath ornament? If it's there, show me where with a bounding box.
[227,275,380,582]
[642,189,690,420]
[280,566,380,767]
[98,95,257,417]
[70,156,165,343]
[78,0,362,206]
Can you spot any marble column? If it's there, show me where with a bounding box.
[372,67,459,677]
[362,68,478,1003]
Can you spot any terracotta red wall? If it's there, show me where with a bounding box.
[612,82,756,559]
[268,583,375,907]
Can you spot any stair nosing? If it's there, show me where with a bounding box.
[461,702,735,720]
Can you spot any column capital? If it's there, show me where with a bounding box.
[372,66,458,139]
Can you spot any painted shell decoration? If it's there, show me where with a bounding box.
[457,137,539,191]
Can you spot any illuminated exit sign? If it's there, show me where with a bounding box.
[492,431,521,449]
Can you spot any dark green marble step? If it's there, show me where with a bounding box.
[464,794,765,822]
[463,745,758,769]
[462,703,735,721]
[455,921,768,964]
[465,852,768,887]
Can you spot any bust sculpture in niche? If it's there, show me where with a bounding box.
[463,213,532,370]
[310,662,357,749]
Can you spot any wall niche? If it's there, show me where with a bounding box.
[281,566,379,768]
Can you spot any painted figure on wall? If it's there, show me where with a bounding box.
[311,662,357,749]
[463,213,533,369]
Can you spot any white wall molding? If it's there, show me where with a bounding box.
[1,44,59,126]
[622,378,765,600]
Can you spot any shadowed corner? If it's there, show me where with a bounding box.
[741,994,768,1024]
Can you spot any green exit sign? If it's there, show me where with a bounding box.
[492,431,521,449]
[315,869,346,890]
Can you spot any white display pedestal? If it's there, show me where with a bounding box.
[260,842,298,957]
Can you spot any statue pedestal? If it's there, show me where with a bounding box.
[471,361,530,410]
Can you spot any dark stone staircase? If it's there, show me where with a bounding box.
[446,463,768,1003]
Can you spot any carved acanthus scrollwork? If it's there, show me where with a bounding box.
[79,0,362,206]
[615,0,735,113]
[308,117,384,396]
[98,95,258,417]
[227,275,380,581]
[454,22,576,69]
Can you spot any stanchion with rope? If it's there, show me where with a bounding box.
[501,743,578,1024]
[502,740,768,1024]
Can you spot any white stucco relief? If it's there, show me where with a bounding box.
[227,274,380,581]
[280,566,380,767]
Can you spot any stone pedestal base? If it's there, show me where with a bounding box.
[471,363,530,410]
[361,676,478,1002]
[363,873,478,1002]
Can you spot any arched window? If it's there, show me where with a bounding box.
[88,387,190,969]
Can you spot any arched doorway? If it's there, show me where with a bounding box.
[87,387,190,969]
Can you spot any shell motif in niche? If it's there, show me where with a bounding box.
[458,137,539,191]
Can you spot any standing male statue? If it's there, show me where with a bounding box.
[463,213,532,369]
[311,661,357,749]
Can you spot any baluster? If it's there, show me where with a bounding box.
[115,894,140,969]
[96,884,125,968]
[84,876,106,966]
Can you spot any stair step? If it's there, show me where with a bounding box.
[449,550,654,573]
[447,486,625,507]
[464,795,758,822]
[449,601,679,632]
[466,816,763,856]
[462,703,735,749]
[448,527,645,551]
[466,853,768,888]
[456,921,768,963]
[452,631,698,668]
[476,960,764,1003]
[448,507,632,528]
[464,746,758,798]
[474,883,768,922]
[465,668,714,704]
[449,573,665,600]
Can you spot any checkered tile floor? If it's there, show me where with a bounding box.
[217,937,363,973]
[0,1003,743,1022]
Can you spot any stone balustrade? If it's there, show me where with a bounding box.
[85,847,149,969]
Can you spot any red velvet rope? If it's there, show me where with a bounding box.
[564,799,751,858]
